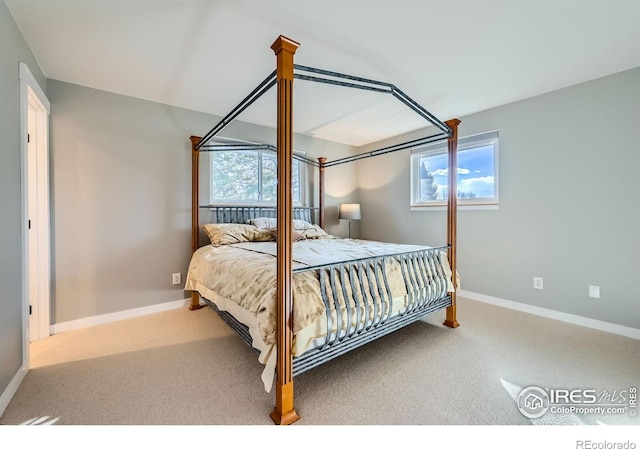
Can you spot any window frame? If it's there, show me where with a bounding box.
[209,149,306,206]
[410,130,499,209]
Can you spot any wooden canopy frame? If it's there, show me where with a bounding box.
[189,35,460,425]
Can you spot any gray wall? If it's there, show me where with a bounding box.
[0,1,46,400]
[48,80,357,324]
[357,67,640,329]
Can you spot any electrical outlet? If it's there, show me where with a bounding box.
[589,285,600,299]
[533,277,543,290]
[172,273,181,285]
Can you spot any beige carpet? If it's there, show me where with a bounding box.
[1,296,638,426]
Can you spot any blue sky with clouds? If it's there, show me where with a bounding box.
[420,144,495,199]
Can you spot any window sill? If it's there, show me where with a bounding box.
[410,204,499,211]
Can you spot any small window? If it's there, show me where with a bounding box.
[410,130,499,208]
[210,150,303,204]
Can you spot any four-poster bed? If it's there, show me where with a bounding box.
[185,35,461,425]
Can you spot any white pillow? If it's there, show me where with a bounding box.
[247,217,315,230]
[293,219,315,230]
[247,217,277,229]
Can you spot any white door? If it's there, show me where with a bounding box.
[23,82,51,343]
[27,106,40,342]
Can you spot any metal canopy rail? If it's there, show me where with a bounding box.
[195,64,453,164]
[200,141,321,167]
[293,65,452,137]
[197,70,277,150]
[324,131,448,167]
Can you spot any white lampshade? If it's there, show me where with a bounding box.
[338,203,361,220]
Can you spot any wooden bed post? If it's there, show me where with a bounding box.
[189,135,203,311]
[444,119,461,328]
[318,157,326,229]
[270,35,300,425]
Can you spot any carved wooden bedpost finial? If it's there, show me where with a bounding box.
[270,35,301,426]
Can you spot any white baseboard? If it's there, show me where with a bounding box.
[458,290,640,340]
[50,298,190,335]
[0,364,27,418]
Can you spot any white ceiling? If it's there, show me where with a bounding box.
[7,0,640,147]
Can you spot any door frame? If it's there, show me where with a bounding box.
[19,62,51,365]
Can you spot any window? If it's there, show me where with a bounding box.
[410,130,499,208]
[210,150,302,204]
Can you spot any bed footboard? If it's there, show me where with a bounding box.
[292,246,451,375]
